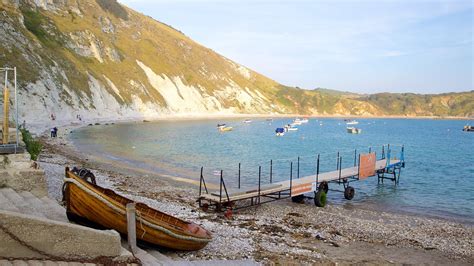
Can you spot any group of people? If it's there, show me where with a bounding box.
[50,127,58,138]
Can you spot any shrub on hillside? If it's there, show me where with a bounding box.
[20,128,42,161]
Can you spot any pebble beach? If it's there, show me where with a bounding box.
[37,123,473,265]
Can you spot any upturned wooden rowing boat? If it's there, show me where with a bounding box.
[62,167,212,251]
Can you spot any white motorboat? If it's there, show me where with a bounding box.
[346,127,362,134]
[346,120,359,125]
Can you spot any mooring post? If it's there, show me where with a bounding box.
[270,160,273,183]
[289,162,293,197]
[336,151,340,170]
[238,163,241,189]
[382,145,385,159]
[126,203,137,255]
[297,156,300,179]
[369,147,372,154]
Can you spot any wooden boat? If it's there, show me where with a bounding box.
[62,167,212,251]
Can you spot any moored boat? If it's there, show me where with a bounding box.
[219,126,233,132]
[243,119,252,123]
[346,120,359,125]
[346,127,362,134]
[463,125,474,132]
[62,167,212,251]
[275,127,285,136]
[284,124,298,131]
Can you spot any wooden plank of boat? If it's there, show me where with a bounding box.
[63,167,212,251]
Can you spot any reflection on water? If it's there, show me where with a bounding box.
[71,118,474,222]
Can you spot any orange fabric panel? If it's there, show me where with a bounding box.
[359,153,376,179]
[291,183,314,196]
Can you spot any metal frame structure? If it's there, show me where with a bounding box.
[0,67,20,154]
[198,144,405,212]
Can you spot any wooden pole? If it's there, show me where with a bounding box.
[126,203,137,254]
[3,86,9,145]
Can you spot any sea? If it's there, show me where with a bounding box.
[70,118,474,223]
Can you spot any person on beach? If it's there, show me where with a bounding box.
[50,128,55,138]
[53,127,58,138]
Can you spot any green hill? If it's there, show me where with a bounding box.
[0,0,472,123]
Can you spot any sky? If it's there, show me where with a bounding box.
[118,0,473,94]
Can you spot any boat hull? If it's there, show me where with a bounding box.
[64,170,211,251]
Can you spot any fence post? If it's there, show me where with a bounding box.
[338,157,343,181]
[316,154,320,184]
[354,149,357,167]
[199,167,203,196]
[238,163,241,189]
[270,160,273,183]
[297,156,300,179]
[289,162,293,197]
[219,170,223,204]
[258,166,261,203]
[126,203,137,255]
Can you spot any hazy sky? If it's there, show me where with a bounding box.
[118,0,473,94]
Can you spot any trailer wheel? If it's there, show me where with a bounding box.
[291,195,305,203]
[344,186,355,200]
[314,190,326,207]
[318,182,329,194]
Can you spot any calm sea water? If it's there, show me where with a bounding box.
[71,118,474,222]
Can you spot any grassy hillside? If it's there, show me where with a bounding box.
[0,0,472,120]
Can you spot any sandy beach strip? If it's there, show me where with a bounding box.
[36,122,473,265]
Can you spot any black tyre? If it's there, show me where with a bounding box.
[314,190,326,207]
[318,182,329,194]
[344,186,355,200]
[291,194,305,203]
[82,172,97,185]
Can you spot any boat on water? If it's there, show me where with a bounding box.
[292,119,303,126]
[243,119,252,123]
[62,167,212,251]
[300,118,309,123]
[284,124,298,131]
[463,125,474,132]
[219,126,233,132]
[346,127,362,134]
[275,127,285,136]
[346,120,359,125]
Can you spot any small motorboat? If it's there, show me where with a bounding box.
[347,127,362,134]
[219,126,233,132]
[292,119,303,126]
[346,120,359,125]
[63,167,212,251]
[275,127,285,136]
[300,118,309,123]
[284,124,298,131]
[463,125,474,132]
[243,119,252,123]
